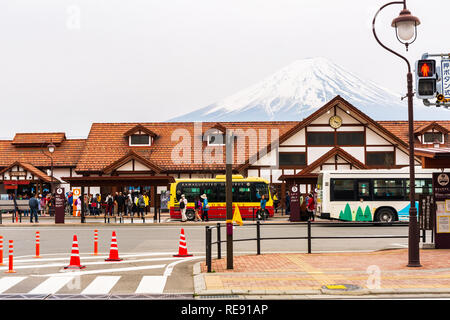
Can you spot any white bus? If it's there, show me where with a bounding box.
[316,167,449,223]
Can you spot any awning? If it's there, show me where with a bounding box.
[415,147,450,169]
[61,175,175,187]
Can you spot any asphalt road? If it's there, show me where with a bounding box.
[0,223,430,296]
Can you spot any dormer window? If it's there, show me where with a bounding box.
[207,131,224,146]
[423,132,443,144]
[123,124,157,147]
[129,134,151,146]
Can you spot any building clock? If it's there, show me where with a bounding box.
[329,115,342,129]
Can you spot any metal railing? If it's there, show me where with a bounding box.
[205,220,424,273]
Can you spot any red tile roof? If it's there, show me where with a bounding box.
[0,138,85,168]
[12,133,66,146]
[75,122,298,173]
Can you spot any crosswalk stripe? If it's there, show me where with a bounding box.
[29,276,75,294]
[0,277,27,293]
[81,276,121,294]
[135,276,167,294]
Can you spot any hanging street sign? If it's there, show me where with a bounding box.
[441,59,450,99]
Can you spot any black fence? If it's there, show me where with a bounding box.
[205,220,426,273]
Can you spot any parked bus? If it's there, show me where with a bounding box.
[169,175,273,220]
[316,167,449,222]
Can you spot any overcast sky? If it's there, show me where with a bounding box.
[0,0,448,139]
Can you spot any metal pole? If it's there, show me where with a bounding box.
[256,220,261,255]
[226,130,233,270]
[217,223,221,259]
[307,220,312,254]
[372,1,421,267]
[406,71,421,267]
[81,186,85,223]
[206,226,212,273]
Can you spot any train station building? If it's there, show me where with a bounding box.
[0,96,448,208]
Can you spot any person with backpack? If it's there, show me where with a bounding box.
[106,194,114,216]
[259,194,268,220]
[137,193,146,218]
[306,193,315,221]
[179,194,187,222]
[194,196,202,222]
[201,194,209,222]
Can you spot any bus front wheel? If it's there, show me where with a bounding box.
[375,208,396,223]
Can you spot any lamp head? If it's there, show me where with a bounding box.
[391,8,420,49]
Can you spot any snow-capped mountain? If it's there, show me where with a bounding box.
[169,57,449,121]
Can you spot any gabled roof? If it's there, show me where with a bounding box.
[208,123,227,133]
[123,124,158,138]
[378,121,450,146]
[279,147,368,180]
[0,161,56,183]
[102,150,163,174]
[414,121,450,135]
[237,95,411,172]
[12,133,66,146]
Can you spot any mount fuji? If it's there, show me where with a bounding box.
[169,57,449,122]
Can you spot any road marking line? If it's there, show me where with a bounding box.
[2,257,182,271]
[29,276,75,294]
[41,264,167,277]
[135,276,167,294]
[0,277,27,293]
[81,276,121,294]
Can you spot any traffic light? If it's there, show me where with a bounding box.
[415,59,437,99]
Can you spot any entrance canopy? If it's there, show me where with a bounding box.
[415,147,450,169]
[61,175,175,187]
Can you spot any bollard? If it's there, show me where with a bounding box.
[5,240,16,273]
[93,229,98,255]
[34,231,41,258]
[0,236,3,266]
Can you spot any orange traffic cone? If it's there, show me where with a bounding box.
[105,231,122,261]
[173,228,193,257]
[64,235,85,269]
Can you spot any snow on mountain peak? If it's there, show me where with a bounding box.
[169,57,449,122]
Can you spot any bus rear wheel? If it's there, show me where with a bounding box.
[376,208,395,223]
[186,210,196,221]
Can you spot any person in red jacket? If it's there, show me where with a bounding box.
[306,193,315,221]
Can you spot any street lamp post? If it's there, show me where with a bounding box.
[47,142,55,194]
[372,0,422,267]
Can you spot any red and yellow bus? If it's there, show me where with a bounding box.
[169,175,273,220]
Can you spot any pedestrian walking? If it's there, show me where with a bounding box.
[179,194,187,222]
[106,194,114,216]
[137,193,146,218]
[29,194,39,223]
[306,193,315,221]
[194,196,202,222]
[201,194,209,222]
[285,191,291,216]
[259,194,267,220]
[143,192,150,216]
[273,192,279,213]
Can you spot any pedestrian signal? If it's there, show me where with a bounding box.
[415,59,437,99]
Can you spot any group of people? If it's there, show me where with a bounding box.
[277,190,316,221]
[179,193,209,222]
[83,192,151,217]
[27,193,55,223]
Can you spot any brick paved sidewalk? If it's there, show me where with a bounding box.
[196,249,450,295]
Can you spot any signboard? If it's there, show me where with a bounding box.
[442,59,450,98]
[10,171,27,177]
[419,195,434,230]
[3,180,30,185]
[433,172,450,248]
[72,187,81,216]
[55,187,65,224]
[289,184,301,222]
